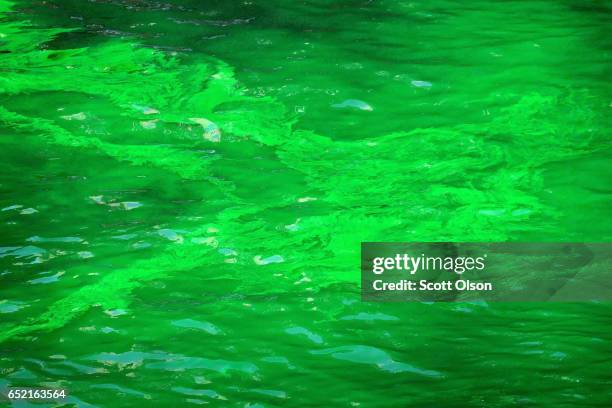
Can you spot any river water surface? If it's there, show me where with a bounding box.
[0,0,611,406]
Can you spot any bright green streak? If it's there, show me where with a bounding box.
[0,0,610,406]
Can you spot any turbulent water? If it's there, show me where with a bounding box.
[0,0,610,406]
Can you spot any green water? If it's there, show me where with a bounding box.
[0,0,611,406]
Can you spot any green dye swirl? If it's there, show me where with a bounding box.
[0,0,609,341]
[0,0,610,405]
